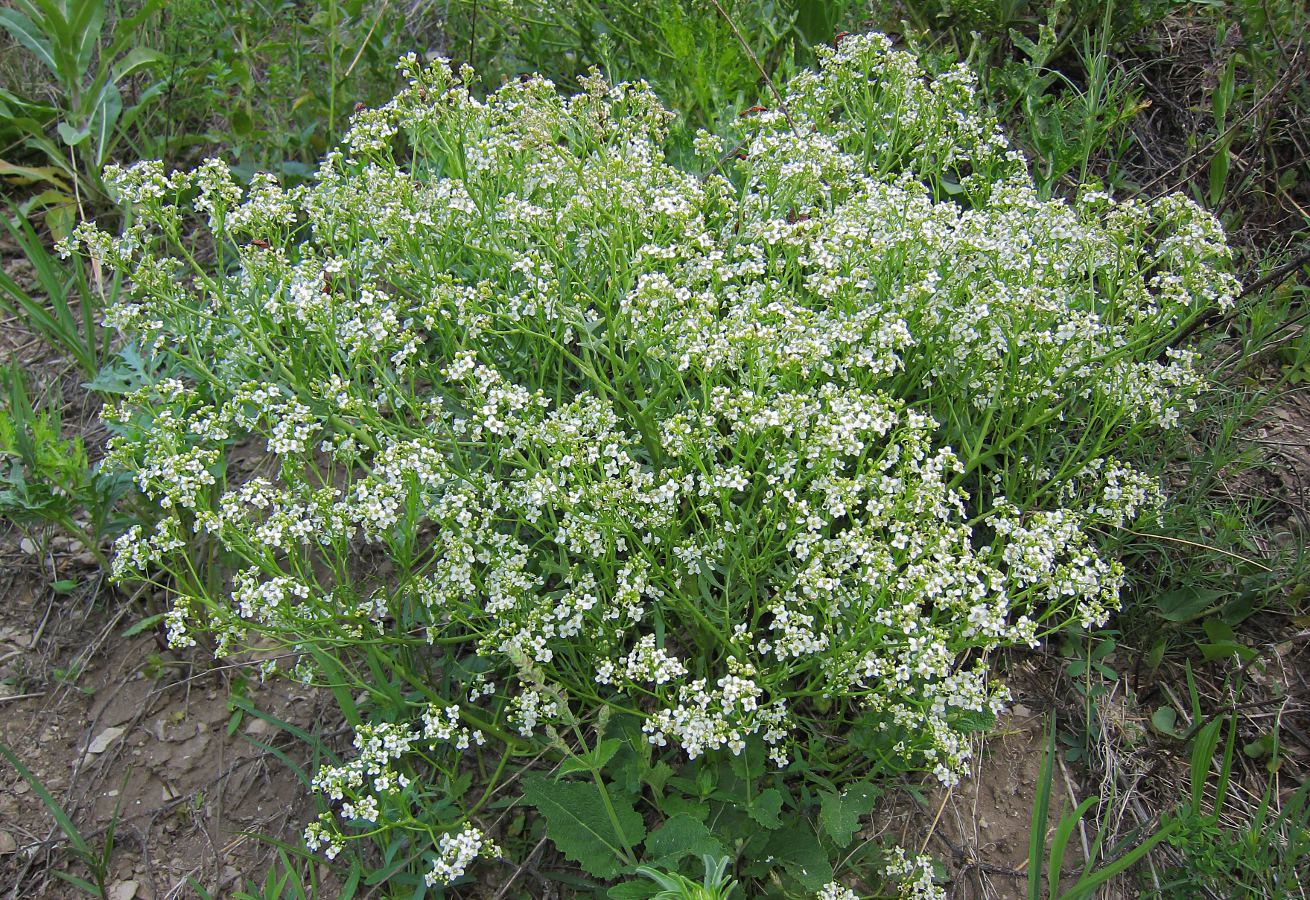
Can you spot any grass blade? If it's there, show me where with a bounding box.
[1028,716,1057,900]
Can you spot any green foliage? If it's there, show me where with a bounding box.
[818,783,880,849]
[1178,0,1310,226]
[0,741,126,899]
[1148,714,1310,898]
[522,774,645,879]
[0,364,127,565]
[0,206,113,376]
[631,855,739,900]
[642,817,727,871]
[0,0,165,230]
[1028,717,1178,899]
[446,0,868,150]
[988,3,1146,195]
[142,0,410,174]
[74,29,1257,895]
[1,0,1304,897]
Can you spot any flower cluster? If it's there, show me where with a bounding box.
[85,31,1235,888]
[884,848,947,900]
[425,826,503,887]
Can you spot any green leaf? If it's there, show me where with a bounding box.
[122,613,165,637]
[607,882,658,900]
[0,8,58,77]
[763,826,831,892]
[522,775,645,880]
[232,107,254,138]
[560,738,624,776]
[818,782,879,848]
[1151,707,1182,738]
[644,760,672,796]
[55,121,90,147]
[1154,587,1225,623]
[748,787,783,829]
[1028,718,1056,900]
[643,814,726,869]
[0,740,92,859]
[1198,619,1258,663]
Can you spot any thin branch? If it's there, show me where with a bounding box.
[706,0,799,135]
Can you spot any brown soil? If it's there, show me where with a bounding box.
[0,540,339,899]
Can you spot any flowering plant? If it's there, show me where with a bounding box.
[74,33,1235,895]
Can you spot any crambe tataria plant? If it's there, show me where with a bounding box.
[73,33,1235,891]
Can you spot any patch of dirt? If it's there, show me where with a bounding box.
[0,539,340,899]
[867,667,1105,900]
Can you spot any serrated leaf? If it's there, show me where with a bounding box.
[643,814,726,869]
[522,775,645,879]
[748,787,783,829]
[819,782,879,848]
[644,760,672,795]
[763,826,831,892]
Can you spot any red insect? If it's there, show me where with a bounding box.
[739,104,767,117]
[834,31,851,46]
[353,101,367,114]
[251,239,269,249]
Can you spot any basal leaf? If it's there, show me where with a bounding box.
[763,826,832,892]
[748,787,783,829]
[819,782,879,848]
[522,775,646,880]
[643,814,726,869]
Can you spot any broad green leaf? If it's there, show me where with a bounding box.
[1154,587,1224,623]
[111,45,165,82]
[522,775,645,880]
[818,782,879,848]
[88,81,122,168]
[56,121,90,147]
[747,787,783,829]
[763,826,831,892]
[69,0,106,80]
[1151,706,1182,738]
[643,814,726,869]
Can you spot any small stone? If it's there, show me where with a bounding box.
[1012,703,1033,718]
[18,538,38,555]
[87,726,126,755]
[108,880,139,900]
[0,830,17,854]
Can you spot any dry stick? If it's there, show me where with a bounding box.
[918,784,954,856]
[1092,523,1274,572]
[1169,245,1310,362]
[490,834,550,900]
[706,0,799,136]
[343,0,390,81]
[1241,245,1310,300]
[1140,43,1307,197]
